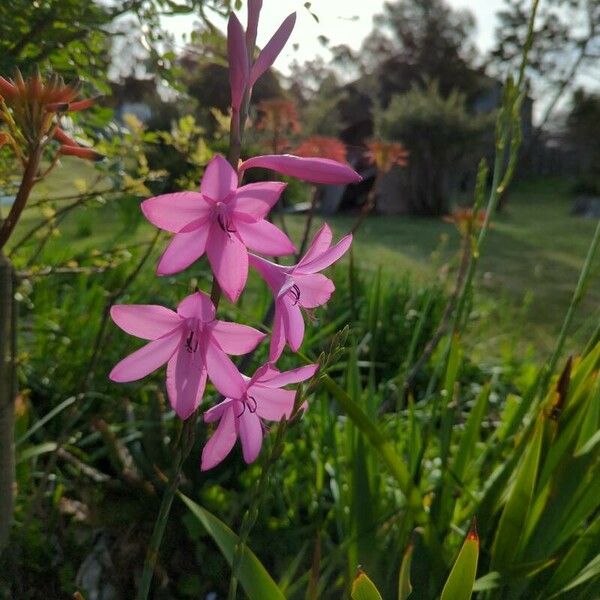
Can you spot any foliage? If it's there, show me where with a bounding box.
[375,82,493,215]
[566,88,600,192]
[0,0,235,91]
[491,0,600,130]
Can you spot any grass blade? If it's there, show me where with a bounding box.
[178,492,285,600]
[440,520,479,600]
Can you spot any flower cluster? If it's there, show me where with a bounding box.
[0,71,101,161]
[110,0,360,470]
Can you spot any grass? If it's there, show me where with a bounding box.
[8,168,599,358]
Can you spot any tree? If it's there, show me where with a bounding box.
[491,0,600,132]
[567,88,600,190]
[0,0,234,90]
[375,82,492,215]
[331,0,482,107]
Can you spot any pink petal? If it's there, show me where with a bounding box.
[248,362,274,387]
[206,225,248,302]
[110,305,181,340]
[156,227,210,276]
[248,254,287,292]
[109,330,181,383]
[248,13,296,88]
[177,291,216,322]
[166,349,207,420]
[204,399,234,423]
[269,304,286,361]
[201,154,238,202]
[235,219,296,256]
[246,0,263,51]
[240,154,362,185]
[205,341,247,399]
[283,300,305,352]
[230,181,286,220]
[141,192,211,233]
[297,223,333,269]
[238,410,263,463]
[227,15,249,111]
[251,385,296,421]
[208,321,266,355]
[294,273,335,308]
[257,364,318,387]
[296,234,353,274]
[201,405,237,470]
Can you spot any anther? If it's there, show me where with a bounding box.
[289,284,301,305]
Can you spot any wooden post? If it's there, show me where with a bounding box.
[0,253,14,551]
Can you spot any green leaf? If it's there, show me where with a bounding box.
[544,513,600,595]
[440,522,479,600]
[179,493,285,600]
[17,441,57,464]
[452,383,490,483]
[491,417,543,570]
[16,396,76,446]
[352,570,383,600]
[321,375,424,518]
[398,540,414,600]
[549,553,600,598]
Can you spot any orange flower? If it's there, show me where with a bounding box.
[255,98,300,135]
[0,70,101,160]
[443,207,488,236]
[293,135,347,164]
[366,140,409,173]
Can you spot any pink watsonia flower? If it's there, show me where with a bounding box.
[249,224,352,361]
[141,154,295,302]
[109,291,266,420]
[201,362,318,470]
[227,8,296,111]
[240,154,362,185]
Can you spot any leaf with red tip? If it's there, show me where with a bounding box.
[440,518,479,600]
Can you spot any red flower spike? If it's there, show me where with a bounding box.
[59,145,104,162]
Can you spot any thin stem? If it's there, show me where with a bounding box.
[0,145,42,251]
[137,414,197,600]
[297,186,319,259]
[227,419,288,600]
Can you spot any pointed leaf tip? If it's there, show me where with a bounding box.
[467,517,479,542]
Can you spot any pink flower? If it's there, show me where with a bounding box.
[141,154,295,302]
[249,224,352,360]
[109,291,266,420]
[227,9,295,111]
[201,362,318,470]
[240,154,362,185]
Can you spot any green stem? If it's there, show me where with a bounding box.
[137,414,197,600]
[227,420,288,600]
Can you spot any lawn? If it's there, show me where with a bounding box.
[9,167,599,358]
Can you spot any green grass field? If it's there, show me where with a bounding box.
[9,166,599,357]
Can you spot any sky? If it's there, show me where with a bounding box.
[163,0,507,74]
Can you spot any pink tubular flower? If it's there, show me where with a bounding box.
[249,224,352,361]
[141,154,295,302]
[227,7,296,111]
[240,154,362,185]
[201,362,318,470]
[109,291,266,420]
